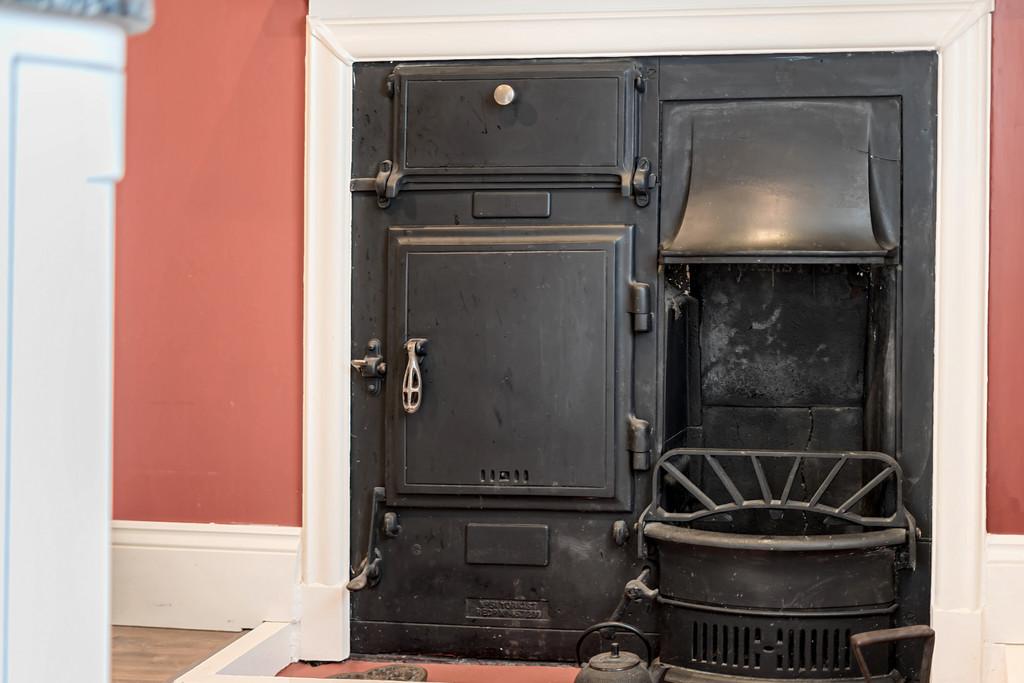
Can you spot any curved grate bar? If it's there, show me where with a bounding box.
[650,448,907,528]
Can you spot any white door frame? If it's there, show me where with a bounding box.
[182,2,997,681]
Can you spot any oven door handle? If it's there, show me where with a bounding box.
[401,338,428,414]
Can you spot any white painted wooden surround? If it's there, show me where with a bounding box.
[179,1,1006,681]
[0,7,128,683]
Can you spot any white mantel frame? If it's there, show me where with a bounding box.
[178,2,995,682]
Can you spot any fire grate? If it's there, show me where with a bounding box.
[648,448,909,529]
[641,448,917,680]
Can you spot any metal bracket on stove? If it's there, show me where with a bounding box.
[624,568,659,603]
[348,487,387,592]
[901,509,920,571]
[628,415,652,470]
[629,282,653,333]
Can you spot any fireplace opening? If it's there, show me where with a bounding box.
[646,262,914,681]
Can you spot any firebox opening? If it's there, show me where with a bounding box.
[663,262,898,536]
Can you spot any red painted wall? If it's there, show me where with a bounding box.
[989,0,1024,534]
[113,0,306,526]
[111,0,1024,531]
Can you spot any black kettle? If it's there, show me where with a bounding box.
[575,621,655,683]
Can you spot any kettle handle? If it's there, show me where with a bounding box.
[575,621,653,667]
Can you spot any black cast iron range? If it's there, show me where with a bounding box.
[345,53,938,682]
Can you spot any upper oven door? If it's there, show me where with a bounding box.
[377,62,641,203]
[385,225,635,510]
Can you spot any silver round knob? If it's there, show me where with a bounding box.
[493,83,515,106]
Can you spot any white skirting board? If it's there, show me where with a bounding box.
[984,534,1024,682]
[112,521,300,631]
[1002,645,1024,682]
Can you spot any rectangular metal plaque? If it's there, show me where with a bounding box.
[465,598,550,621]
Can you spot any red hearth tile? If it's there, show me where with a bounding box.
[277,658,578,682]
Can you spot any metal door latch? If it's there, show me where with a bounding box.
[632,157,657,207]
[402,338,428,414]
[351,339,387,395]
[374,159,396,208]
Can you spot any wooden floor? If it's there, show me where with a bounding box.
[111,626,581,681]
[112,626,244,683]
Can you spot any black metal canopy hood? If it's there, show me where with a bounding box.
[660,98,902,263]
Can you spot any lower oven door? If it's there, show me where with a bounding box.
[384,224,636,510]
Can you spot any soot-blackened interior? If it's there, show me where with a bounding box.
[664,263,897,534]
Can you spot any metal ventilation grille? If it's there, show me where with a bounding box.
[690,621,855,676]
[479,469,530,484]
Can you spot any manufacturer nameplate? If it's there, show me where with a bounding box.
[466,598,550,621]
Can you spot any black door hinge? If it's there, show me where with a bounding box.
[629,281,652,333]
[627,415,652,471]
[631,157,656,207]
